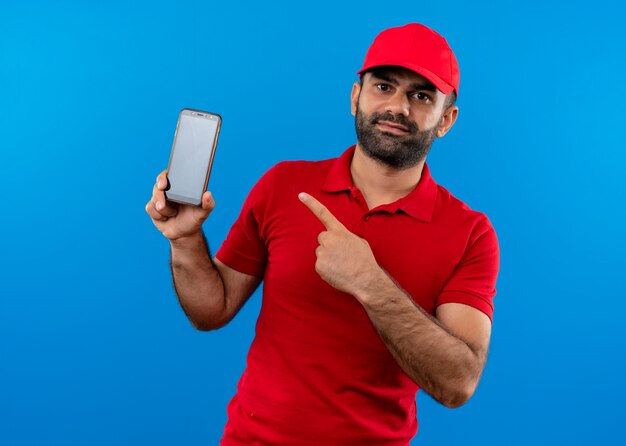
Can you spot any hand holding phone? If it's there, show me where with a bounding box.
[145,108,221,240]
[145,169,216,241]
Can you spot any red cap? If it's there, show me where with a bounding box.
[357,23,460,96]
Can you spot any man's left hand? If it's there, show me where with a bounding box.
[298,192,385,300]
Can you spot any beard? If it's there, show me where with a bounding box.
[355,103,441,170]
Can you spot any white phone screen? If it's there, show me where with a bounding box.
[167,110,220,205]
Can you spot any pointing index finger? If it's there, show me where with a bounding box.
[298,192,345,231]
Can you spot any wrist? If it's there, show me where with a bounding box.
[354,266,394,306]
[170,231,205,251]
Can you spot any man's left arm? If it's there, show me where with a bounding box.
[357,271,491,408]
[298,192,493,408]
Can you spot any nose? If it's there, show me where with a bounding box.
[385,91,410,117]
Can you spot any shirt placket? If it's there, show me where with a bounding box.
[350,187,376,236]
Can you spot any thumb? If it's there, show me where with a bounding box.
[193,191,216,221]
[201,191,216,212]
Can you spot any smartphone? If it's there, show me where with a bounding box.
[164,108,221,206]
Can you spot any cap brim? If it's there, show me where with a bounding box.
[357,62,455,95]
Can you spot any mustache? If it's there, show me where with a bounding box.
[370,112,418,133]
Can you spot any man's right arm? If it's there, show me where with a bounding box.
[169,231,262,330]
[146,169,262,331]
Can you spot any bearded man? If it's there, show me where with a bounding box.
[147,22,500,445]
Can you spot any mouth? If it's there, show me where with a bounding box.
[376,121,409,135]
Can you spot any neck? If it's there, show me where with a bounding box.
[350,143,425,209]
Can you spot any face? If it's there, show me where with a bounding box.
[351,66,458,170]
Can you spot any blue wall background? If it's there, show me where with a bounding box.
[1,0,624,444]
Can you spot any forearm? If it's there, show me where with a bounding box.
[169,230,226,330]
[358,270,485,408]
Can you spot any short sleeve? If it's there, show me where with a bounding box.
[436,216,500,321]
[215,166,277,277]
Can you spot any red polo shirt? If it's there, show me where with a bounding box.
[216,145,500,445]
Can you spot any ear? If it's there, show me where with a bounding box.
[436,105,459,138]
[350,82,361,116]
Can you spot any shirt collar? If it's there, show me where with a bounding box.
[322,145,438,223]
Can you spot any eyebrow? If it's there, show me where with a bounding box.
[370,71,438,93]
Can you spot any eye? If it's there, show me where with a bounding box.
[376,83,391,92]
[413,92,432,103]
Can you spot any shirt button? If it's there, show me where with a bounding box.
[362,215,369,221]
